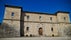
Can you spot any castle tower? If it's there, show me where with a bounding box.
[57,11,70,23]
[3,5,22,37]
[57,11,70,36]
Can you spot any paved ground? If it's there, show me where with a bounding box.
[0,37,71,40]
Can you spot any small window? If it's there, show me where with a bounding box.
[52,34,54,37]
[64,17,66,20]
[26,35,28,37]
[27,16,29,19]
[39,16,42,20]
[51,27,53,31]
[39,16,41,19]
[30,34,32,37]
[11,12,14,16]
[50,17,52,20]
[26,27,29,31]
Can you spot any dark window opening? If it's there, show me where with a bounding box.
[30,34,32,37]
[64,17,66,20]
[39,16,41,20]
[11,12,14,16]
[50,17,52,21]
[39,16,41,18]
[52,34,54,37]
[51,27,53,31]
[26,35,28,37]
[27,16,29,20]
[26,27,29,31]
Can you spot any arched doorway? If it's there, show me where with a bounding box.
[38,27,43,35]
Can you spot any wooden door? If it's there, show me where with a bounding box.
[38,28,43,35]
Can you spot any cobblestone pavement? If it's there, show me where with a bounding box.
[0,37,71,40]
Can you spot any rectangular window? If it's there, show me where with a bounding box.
[39,16,41,19]
[11,12,14,16]
[64,17,66,20]
[39,16,42,20]
[27,16,29,20]
[50,17,52,21]
[51,27,53,31]
[26,27,29,31]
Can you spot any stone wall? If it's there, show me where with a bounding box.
[0,20,21,38]
[24,13,57,23]
[2,6,21,37]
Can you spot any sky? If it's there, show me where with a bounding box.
[0,0,71,23]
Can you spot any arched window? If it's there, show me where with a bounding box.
[30,34,32,37]
[26,35,28,37]
[52,34,54,37]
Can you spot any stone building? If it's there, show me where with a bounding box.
[3,5,71,37]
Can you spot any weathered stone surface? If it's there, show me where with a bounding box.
[2,6,21,37]
[2,5,71,37]
[0,22,20,38]
[0,37,71,40]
